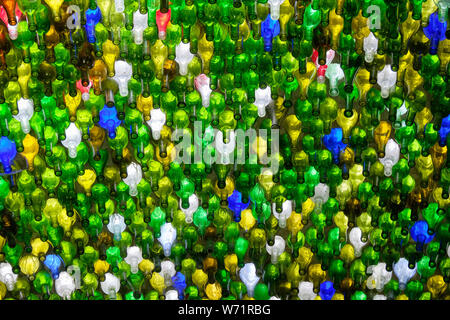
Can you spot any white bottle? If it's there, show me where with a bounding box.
[379,139,400,177]
[363,32,378,63]
[215,129,236,165]
[158,223,177,257]
[175,42,194,76]
[55,272,76,300]
[366,262,392,292]
[0,262,18,291]
[312,183,330,214]
[393,257,417,290]
[239,263,260,298]
[325,63,344,96]
[124,246,143,274]
[272,200,293,228]
[147,108,166,140]
[349,227,367,258]
[113,60,132,96]
[165,289,179,300]
[254,87,272,118]
[266,235,286,264]
[377,64,397,98]
[122,162,143,197]
[107,213,126,241]
[61,123,82,158]
[180,194,199,224]
[14,98,34,134]
[101,273,121,299]
[132,10,148,44]
[160,260,176,287]
[298,281,317,300]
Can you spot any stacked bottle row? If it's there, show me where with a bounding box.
[0,0,449,300]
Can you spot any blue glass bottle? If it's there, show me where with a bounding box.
[323,128,347,164]
[410,221,435,252]
[98,105,122,139]
[228,190,250,222]
[0,136,17,174]
[172,272,187,299]
[319,281,335,300]
[261,14,280,52]
[438,114,450,146]
[85,6,102,44]
[423,12,447,55]
[43,254,65,279]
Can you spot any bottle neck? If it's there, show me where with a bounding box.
[160,0,169,13]
[89,0,98,10]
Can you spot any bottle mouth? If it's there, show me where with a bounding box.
[365,52,375,63]
[329,87,339,97]
[152,129,162,140]
[82,93,90,101]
